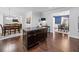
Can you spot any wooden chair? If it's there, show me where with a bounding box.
[0,24,11,36]
[0,24,4,36]
[10,24,22,34]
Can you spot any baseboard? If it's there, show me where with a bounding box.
[0,33,22,40]
[69,35,79,39]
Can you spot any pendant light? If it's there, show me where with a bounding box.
[7,8,12,20]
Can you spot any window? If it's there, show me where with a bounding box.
[55,16,61,24]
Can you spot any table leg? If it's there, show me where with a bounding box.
[10,29,11,35]
[2,30,4,36]
[4,30,6,36]
[18,28,20,33]
[62,33,64,38]
[14,29,16,33]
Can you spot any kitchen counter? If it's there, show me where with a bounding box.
[23,27,47,32]
[23,27,48,50]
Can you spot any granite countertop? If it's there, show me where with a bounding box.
[23,27,47,32]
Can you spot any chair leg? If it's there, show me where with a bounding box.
[14,29,16,33]
[4,30,6,36]
[10,29,11,35]
[2,30,4,36]
[18,28,20,33]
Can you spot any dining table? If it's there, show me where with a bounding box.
[3,24,22,36]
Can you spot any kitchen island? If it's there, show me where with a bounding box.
[23,27,48,50]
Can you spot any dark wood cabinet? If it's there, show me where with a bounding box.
[23,27,48,50]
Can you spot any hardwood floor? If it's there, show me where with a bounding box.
[0,33,79,52]
[0,36,24,52]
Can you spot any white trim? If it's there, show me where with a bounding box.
[70,35,79,39]
[0,33,22,40]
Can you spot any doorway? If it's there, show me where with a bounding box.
[53,15,69,39]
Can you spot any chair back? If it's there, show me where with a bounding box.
[0,24,3,30]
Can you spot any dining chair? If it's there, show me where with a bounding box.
[0,24,4,36]
[0,24,11,36]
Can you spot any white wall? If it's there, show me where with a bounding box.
[32,12,41,27]
[23,11,41,28]
[3,16,23,24]
[42,9,70,32]
[42,13,53,32]
[0,14,3,25]
[23,11,32,28]
[69,8,79,39]
[42,7,79,39]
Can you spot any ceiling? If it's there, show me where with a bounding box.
[24,7,58,12]
[0,7,60,16]
[0,7,59,12]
